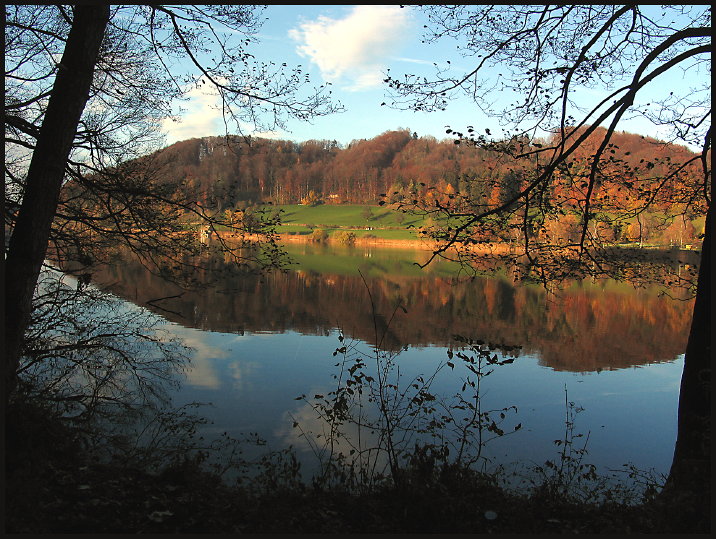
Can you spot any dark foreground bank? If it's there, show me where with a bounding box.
[5,398,709,534]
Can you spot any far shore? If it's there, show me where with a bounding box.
[278,232,435,250]
[204,229,434,250]
[199,230,702,259]
[206,230,562,255]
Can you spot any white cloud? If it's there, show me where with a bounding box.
[288,5,412,91]
[161,83,225,145]
[160,81,286,144]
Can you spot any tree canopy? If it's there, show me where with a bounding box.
[383,5,710,284]
[4,5,340,398]
[383,4,711,502]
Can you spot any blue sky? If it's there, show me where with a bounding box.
[161,5,467,146]
[160,5,708,149]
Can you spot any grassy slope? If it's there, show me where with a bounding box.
[206,203,703,250]
[270,204,424,240]
[271,204,705,246]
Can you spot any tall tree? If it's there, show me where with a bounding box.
[385,4,710,500]
[4,5,340,399]
[5,5,110,397]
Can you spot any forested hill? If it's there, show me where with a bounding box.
[139,127,700,211]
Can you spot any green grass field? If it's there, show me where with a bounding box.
[267,204,425,240]
[275,204,424,226]
[206,203,705,248]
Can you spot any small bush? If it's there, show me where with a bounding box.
[309,229,329,243]
[334,230,357,246]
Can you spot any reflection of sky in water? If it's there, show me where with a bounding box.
[166,321,683,481]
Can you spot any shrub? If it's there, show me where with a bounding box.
[309,229,329,243]
[334,230,357,246]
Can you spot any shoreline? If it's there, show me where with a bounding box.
[210,231,544,257]
[204,230,702,258]
[277,232,434,251]
[203,229,433,250]
[206,230,518,253]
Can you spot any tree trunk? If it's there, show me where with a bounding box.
[663,199,711,505]
[4,6,110,400]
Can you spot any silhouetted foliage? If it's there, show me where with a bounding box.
[382,4,710,506]
[5,5,340,398]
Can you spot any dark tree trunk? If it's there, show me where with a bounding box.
[4,6,110,400]
[663,199,711,505]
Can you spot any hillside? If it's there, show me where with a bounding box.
[138,127,702,215]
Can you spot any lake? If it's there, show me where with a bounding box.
[89,242,695,487]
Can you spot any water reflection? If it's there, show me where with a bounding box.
[70,243,695,483]
[91,244,694,373]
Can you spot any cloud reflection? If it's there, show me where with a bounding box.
[166,325,228,389]
[277,394,390,478]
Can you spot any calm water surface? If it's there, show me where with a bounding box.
[94,243,695,481]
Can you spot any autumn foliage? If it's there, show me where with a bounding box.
[129,128,704,247]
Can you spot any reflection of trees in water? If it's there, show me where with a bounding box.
[20,266,191,461]
[93,252,694,373]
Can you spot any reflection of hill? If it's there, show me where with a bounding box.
[92,253,693,373]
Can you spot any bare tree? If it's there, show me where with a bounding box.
[4,5,341,398]
[384,5,710,502]
[19,266,189,423]
[5,5,110,399]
